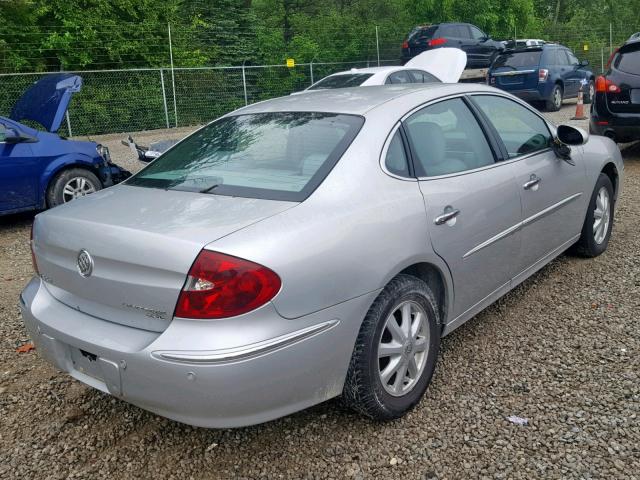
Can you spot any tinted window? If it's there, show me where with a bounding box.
[473,95,552,158]
[457,25,471,39]
[127,112,364,202]
[439,25,463,38]
[493,51,542,68]
[614,49,640,74]
[309,73,374,90]
[386,71,412,84]
[408,70,441,83]
[405,98,495,177]
[408,26,438,41]
[557,49,571,65]
[567,51,579,65]
[385,130,410,177]
[542,48,559,65]
[469,26,485,40]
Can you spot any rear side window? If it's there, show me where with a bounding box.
[386,71,412,84]
[127,112,364,202]
[309,74,374,90]
[408,70,441,83]
[473,95,552,158]
[405,98,495,177]
[493,51,542,68]
[557,49,571,65]
[614,49,640,74]
[384,130,410,177]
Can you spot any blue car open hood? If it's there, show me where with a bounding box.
[10,73,82,133]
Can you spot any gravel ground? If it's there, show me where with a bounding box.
[1,103,639,479]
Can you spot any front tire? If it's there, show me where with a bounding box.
[342,274,441,421]
[572,173,614,257]
[47,168,102,208]
[545,84,563,111]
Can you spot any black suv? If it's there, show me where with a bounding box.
[401,23,504,68]
[590,38,640,142]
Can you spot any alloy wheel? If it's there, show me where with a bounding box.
[377,300,429,397]
[554,87,562,109]
[593,186,610,245]
[62,177,97,203]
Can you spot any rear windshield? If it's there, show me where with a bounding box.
[614,47,640,74]
[408,26,438,41]
[493,51,542,68]
[126,112,364,202]
[308,74,374,90]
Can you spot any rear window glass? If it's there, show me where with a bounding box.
[408,26,437,41]
[614,49,640,74]
[493,51,542,68]
[127,112,364,202]
[308,74,373,90]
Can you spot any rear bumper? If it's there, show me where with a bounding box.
[20,277,377,428]
[590,102,640,142]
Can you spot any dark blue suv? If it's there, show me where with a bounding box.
[488,44,595,111]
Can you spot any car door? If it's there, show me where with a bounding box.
[0,124,39,213]
[558,49,578,97]
[467,25,494,66]
[566,50,587,96]
[403,97,522,319]
[471,94,587,279]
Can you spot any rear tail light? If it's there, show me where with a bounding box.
[175,250,281,319]
[538,69,549,82]
[596,75,620,93]
[30,223,39,275]
[428,38,447,47]
[402,41,409,49]
[606,48,618,69]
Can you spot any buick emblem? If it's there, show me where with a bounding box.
[77,249,94,277]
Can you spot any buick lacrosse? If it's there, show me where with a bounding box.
[21,83,623,428]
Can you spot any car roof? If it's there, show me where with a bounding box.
[234,83,496,116]
[326,66,411,76]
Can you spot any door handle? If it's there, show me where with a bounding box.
[523,175,541,190]
[434,207,461,225]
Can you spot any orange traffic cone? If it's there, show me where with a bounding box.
[571,86,587,120]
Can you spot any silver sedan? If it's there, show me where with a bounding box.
[21,83,623,428]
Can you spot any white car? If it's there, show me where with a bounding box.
[303,48,467,92]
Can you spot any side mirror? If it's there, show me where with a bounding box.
[580,59,589,67]
[142,150,162,162]
[4,128,23,143]
[557,124,589,145]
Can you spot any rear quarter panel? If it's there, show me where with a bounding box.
[208,108,453,320]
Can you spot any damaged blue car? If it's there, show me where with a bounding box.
[0,73,130,216]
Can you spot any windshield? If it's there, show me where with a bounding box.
[308,73,374,90]
[126,112,364,202]
[493,51,542,68]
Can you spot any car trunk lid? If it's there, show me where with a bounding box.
[33,185,295,332]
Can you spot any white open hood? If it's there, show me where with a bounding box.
[405,48,467,83]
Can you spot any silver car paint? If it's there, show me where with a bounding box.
[21,83,624,427]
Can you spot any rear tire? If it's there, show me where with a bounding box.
[572,173,614,257]
[545,84,563,111]
[342,274,441,421]
[47,168,101,208]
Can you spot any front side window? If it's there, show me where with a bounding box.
[470,26,485,40]
[386,71,412,84]
[384,129,410,177]
[405,98,495,177]
[473,95,552,158]
[127,112,364,201]
[308,73,374,90]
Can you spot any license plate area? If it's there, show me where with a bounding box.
[630,89,640,104]
[70,347,104,381]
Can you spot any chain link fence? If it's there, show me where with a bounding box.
[1,22,637,137]
[0,60,390,136]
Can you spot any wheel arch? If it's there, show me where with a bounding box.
[601,161,619,201]
[397,262,450,328]
[40,157,103,208]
